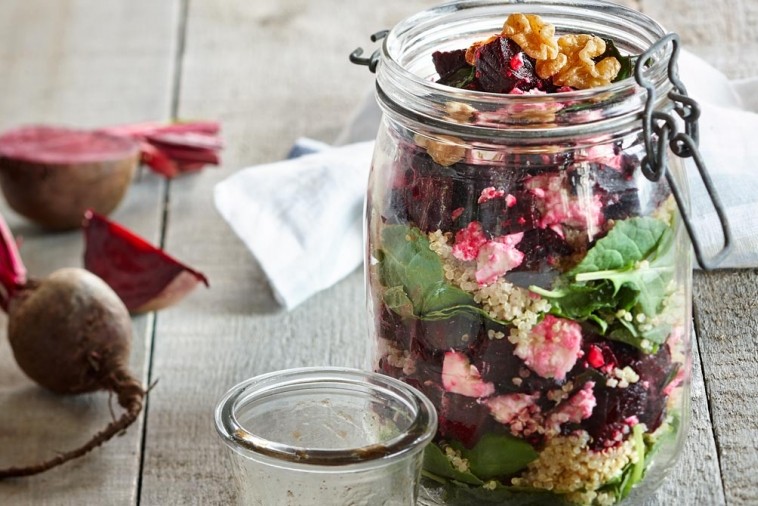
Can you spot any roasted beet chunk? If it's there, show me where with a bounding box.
[572,157,642,220]
[391,151,458,232]
[583,381,648,450]
[475,37,541,93]
[581,341,675,449]
[513,227,572,271]
[438,392,497,448]
[414,312,484,355]
[470,189,540,238]
[376,303,414,349]
[432,49,469,82]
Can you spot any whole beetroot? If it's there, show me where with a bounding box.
[0,214,145,478]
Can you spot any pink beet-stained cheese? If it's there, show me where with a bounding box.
[484,392,540,425]
[527,173,604,233]
[546,381,597,433]
[478,186,506,204]
[442,351,495,398]
[514,315,583,380]
[475,233,524,285]
[452,221,488,261]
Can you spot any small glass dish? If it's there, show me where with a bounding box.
[214,367,438,505]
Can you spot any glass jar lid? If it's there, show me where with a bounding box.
[214,367,438,470]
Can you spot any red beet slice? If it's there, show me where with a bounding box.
[0,126,139,230]
[83,210,209,313]
[98,121,223,178]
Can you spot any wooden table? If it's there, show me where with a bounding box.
[0,1,756,504]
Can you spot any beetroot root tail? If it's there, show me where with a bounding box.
[0,370,145,479]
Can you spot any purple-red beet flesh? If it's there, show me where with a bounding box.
[83,210,209,313]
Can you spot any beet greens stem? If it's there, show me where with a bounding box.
[0,370,145,479]
[0,213,27,311]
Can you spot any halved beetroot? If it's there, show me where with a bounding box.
[83,210,209,313]
[0,126,139,230]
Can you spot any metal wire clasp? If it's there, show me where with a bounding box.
[349,30,389,73]
[634,33,732,270]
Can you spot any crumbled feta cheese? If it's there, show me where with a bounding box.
[452,221,488,261]
[510,315,583,380]
[475,233,525,285]
[527,173,604,234]
[546,382,596,435]
[484,392,541,425]
[441,351,495,398]
[478,186,506,204]
[578,143,624,171]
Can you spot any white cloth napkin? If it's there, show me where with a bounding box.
[215,49,758,310]
[214,141,372,309]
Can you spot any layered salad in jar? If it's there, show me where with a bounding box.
[369,14,688,506]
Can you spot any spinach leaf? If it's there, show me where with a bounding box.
[422,439,568,506]
[570,217,668,275]
[379,225,475,315]
[439,65,477,89]
[455,433,539,479]
[574,220,675,317]
[378,225,513,325]
[531,217,676,352]
[436,482,573,506]
[644,413,680,468]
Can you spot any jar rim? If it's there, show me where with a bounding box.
[376,0,673,140]
[214,367,438,469]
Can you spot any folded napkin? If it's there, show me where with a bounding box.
[214,141,372,309]
[215,49,758,310]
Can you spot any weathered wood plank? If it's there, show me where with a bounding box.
[0,0,180,504]
[692,271,758,506]
[137,1,442,504]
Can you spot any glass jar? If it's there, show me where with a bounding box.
[364,1,696,505]
[214,367,437,505]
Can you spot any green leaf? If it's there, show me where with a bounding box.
[379,225,476,316]
[438,65,476,88]
[621,424,647,500]
[382,286,415,318]
[458,433,539,480]
[599,423,647,502]
[576,225,675,317]
[530,282,617,323]
[533,216,676,352]
[434,481,573,505]
[422,443,483,486]
[570,217,668,275]
[644,413,680,468]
